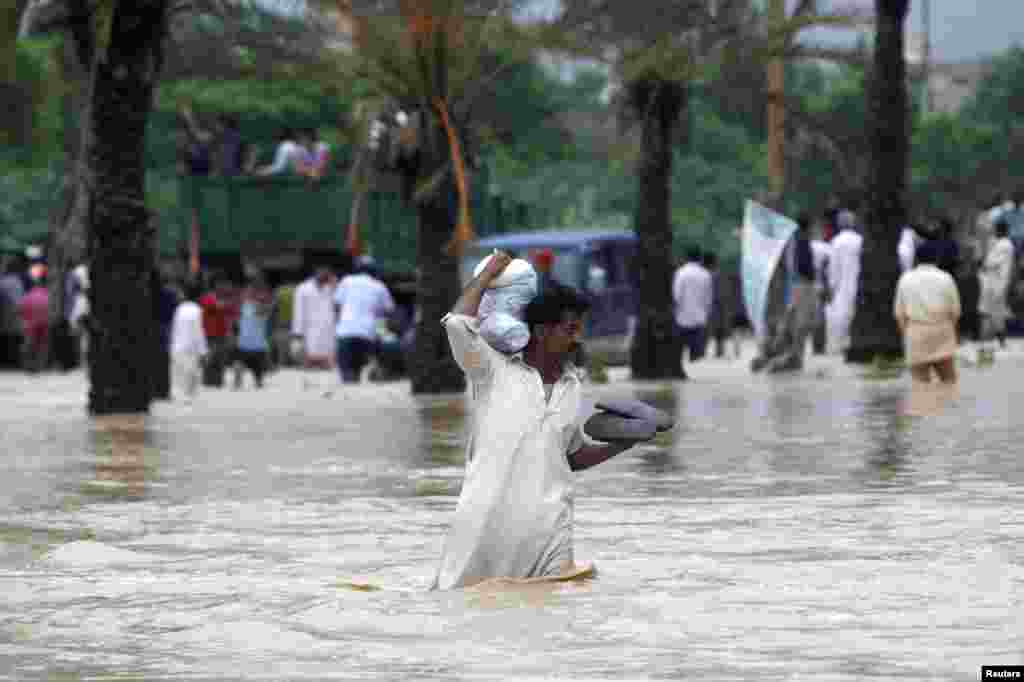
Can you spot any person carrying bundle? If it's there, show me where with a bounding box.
[432,251,669,590]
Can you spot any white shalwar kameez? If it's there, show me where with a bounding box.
[978,236,1015,336]
[825,229,864,354]
[433,313,591,590]
[291,278,336,359]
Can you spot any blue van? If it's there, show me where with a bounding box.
[460,229,639,364]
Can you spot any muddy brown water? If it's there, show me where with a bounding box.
[0,362,1021,681]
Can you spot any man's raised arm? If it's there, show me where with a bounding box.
[450,250,512,317]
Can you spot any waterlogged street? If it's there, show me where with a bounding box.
[1,346,1022,681]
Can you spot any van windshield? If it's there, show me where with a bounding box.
[460,248,583,289]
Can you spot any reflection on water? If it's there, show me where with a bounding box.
[418,398,468,468]
[1,365,1023,681]
[84,415,151,500]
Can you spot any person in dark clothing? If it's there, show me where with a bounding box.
[932,217,961,276]
[179,105,213,178]
[151,269,179,400]
[703,252,731,359]
[0,255,25,369]
[755,213,817,373]
[956,257,981,343]
[215,113,245,177]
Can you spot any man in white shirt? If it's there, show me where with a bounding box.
[672,247,714,363]
[333,256,396,384]
[170,282,209,402]
[291,267,337,383]
[434,252,643,589]
[894,240,961,384]
[825,210,864,355]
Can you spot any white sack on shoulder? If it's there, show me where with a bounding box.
[472,254,539,354]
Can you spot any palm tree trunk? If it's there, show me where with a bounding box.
[408,179,466,395]
[47,35,90,372]
[630,79,686,380]
[86,1,170,415]
[848,0,910,363]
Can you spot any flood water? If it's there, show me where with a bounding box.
[1,358,1022,681]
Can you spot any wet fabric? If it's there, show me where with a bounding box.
[434,313,590,590]
[894,264,961,366]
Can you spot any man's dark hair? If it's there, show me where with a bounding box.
[916,240,941,266]
[686,246,702,262]
[524,283,590,329]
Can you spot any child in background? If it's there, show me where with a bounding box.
[171,282,208,402]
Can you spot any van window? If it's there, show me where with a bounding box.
[589,244,620,285]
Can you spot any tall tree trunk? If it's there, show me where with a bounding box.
[86,0,170,415]
[408,179,466,395]
[629,79,686,380]
[47,35,90,371]
[848,0,910,363]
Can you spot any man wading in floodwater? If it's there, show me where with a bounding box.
[432,251,637,589]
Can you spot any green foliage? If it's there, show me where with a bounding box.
[911,113,1001,209]
[963,46,1024,129]
[155,77,354,120]
[0,153,62,249]
[13,36,64,160]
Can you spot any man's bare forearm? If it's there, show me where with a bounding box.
[450,271,493,318]
[568,442,632,472]
[450,251,510,318]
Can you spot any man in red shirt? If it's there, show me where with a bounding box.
[200,277,237,387]
[19,276,49,373]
